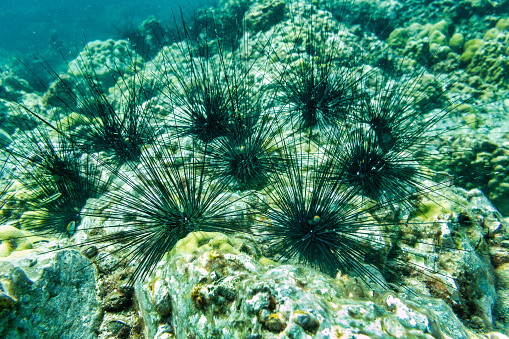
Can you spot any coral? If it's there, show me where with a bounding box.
[0,75,31,101]
[449,32,465,52]
[466,32,509,90]
[136,231,494,339]
[68,39,143,92]
[0,225,32,257]
[496,17,509,31]
[244,0,286,32]
[170,231,242,256]
[460,38,486,65]
[41,73,76,108]
[115,16,170,60]
[430,134,509,215]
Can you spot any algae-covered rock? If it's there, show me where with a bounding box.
[428,19,450,49]
[496,17,509,31]
[485,28,502,40]
[384,19,457,66]
[450,32,465,52]
[430,29,447,47]
[466,32,509,90]
[460,38,485,66]
[429,132,509,216]
[430,19,450,36]
[244,0,285,32]
[68,39,143,93]
[387,27,410,48]
[0,250,99,338]
[170,231,241,257]
[136,221,498,338]
[41,73,76,108]
[0,225,32,258]
[130,16,169,60]
[338,0,401,39]
[0,75,31,101]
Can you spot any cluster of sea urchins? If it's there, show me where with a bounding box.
[0,3,480,290]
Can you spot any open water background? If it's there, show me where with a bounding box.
[0,0,215,62]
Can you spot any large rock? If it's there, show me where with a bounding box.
[67,39,143,93]
[0,249,99,339]
[135,231,487,339]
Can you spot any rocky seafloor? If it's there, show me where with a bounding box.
[0,0,509,338]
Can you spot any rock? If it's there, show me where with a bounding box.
[0,225,32,258]
[94,251,119,274]
[0,75,31,101]
[484,28,501,40]
[0,249,99,339]
[429,135,509,215]
[102,287,133,312]
[460,38,485,66]
[449,32,465,52]
[466,32,509,89]
[67,40,143,93]
[430,29,447,46]
[293,310,320,334]
[244,0,286,32]
[82,245,98,259]
[135,232,484,339]
[41,73,76,108]
[131,16,169,60]
[106,320,131,339]
[496,18,509,31]
[152,278,172,316]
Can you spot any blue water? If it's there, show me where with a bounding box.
[0,0,216,59]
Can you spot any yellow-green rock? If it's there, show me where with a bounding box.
[465,31,509,89]
[449,33,465,52]
[387,28,409,47]
[0,225,32,257]
[455,103,477,115]
[171,231,241,256]
[459,39,485,65]
[416,23,432,39]
[58,112,90,131]
[462,113,481,129]
[429,20,449,36]
[484,28,501,40]
[430,30,447,46]
[496,17,509,31]
[259,256,277,266]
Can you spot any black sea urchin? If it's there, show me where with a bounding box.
[80,133,248,283]
[156,9,270,144]
[252,130,460,292]
[0,156,13,224]
[206,111,287,191]
[28,45,158,165]
[2,106,111,237]
[250,136,387,285]
[323,51,478,209]
[270,4,364,133]
[69,63,157,163]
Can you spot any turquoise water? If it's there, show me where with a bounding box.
[0,0,214,57]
